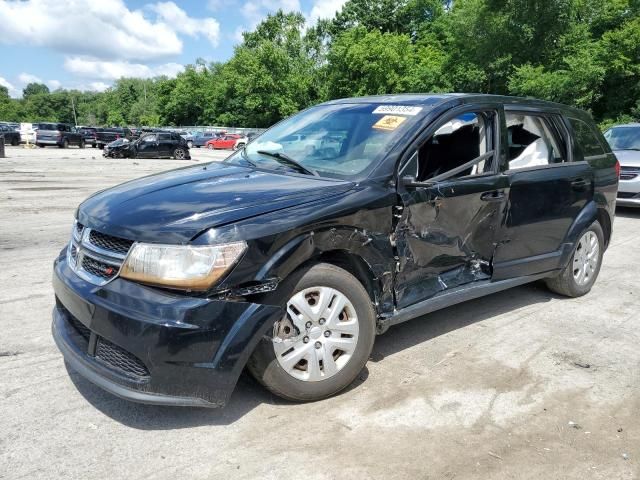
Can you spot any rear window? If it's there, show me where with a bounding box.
[568,118,605,157]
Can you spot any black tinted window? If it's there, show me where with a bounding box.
[569,118,605,157]
[159,133,171,140]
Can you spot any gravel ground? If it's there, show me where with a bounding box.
[1,145,639,479]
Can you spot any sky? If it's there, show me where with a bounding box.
[0,0,347,98]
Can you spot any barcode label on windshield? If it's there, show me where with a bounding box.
[372,105,422,116]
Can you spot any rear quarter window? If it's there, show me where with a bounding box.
[568,118,605,157]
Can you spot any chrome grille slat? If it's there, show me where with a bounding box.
[67,220,134,286]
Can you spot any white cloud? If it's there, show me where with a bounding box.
[64,57,184,81]
[235,0,302,35]
[18,73,42,84]
[0,76,19,97]
[151,1,220,46]
[308,0,347,24]
[47,80,62,90]
[0,0,219,61]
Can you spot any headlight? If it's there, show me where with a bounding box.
[120,241,246,290]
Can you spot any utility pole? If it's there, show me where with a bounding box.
[71,96,78,126]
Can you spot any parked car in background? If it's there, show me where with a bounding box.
[604,123,640,207]
[0,124,20,145]
[51,94,617,409]
[176,130,194,148]
[192,131,217,147]
[36,123,84,148]
[95,127,132,149]
[205,134,248,150]
[103,131,190,159]
[19,122,37,144]
[77,127,98,148]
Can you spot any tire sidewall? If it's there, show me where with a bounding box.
[250,263,376,402]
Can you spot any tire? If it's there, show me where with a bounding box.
[545,220,604,297]
[11,137,19,146]
[98,144,104,150]
[92,144,96,148]
[59,139,68,149]
[248,263,376,402]
[79,139,85,148]
[173,148,186,160]
[207,144,214,150]
[38,144,45,148]
[235,143,245,150]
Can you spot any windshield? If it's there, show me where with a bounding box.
[604,126,640,150]
[224,103,423,179]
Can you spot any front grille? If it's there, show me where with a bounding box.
[617,191,638,199]
[88,230,134,256]
[81,256,118,279]
[95,337,150,378]
[620,167,640,181]
[68,221,132,286]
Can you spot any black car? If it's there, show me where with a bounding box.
[35,123,84,148]
[0,124,20,146]
[51,94,618,408]
[103,131,190,159]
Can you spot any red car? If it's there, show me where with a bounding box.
[205,134,242,150]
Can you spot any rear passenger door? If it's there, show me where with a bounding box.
[492,108,593,280]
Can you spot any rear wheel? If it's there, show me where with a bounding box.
[59,139,69,149]
[11,137,19,146]
[545,221,604,297]
[38,144,45,148]
[173,148,186,160]
[79,139,85,148]
[248,263,375,402]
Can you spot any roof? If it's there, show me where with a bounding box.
[322,93,591,119]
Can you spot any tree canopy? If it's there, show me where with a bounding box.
[1,0,638,129]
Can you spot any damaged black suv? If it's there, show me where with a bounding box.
[52,94,618,407]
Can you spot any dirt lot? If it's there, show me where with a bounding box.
[1,145,639,479]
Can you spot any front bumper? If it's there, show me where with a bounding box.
[617,177,640,207]
[52,253,282,407]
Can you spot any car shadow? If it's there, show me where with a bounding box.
[615,206,640,219]
[67,282,554,430]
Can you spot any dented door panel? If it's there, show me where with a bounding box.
[394,175,508,309]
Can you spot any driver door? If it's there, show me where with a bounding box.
[136,134,158,157]
[394,107,509,309]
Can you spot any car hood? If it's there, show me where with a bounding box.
[613,149,640,167]
[77,162,354,243]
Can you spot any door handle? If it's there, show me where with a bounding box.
[571,178,590,189]
[480,191,505,202]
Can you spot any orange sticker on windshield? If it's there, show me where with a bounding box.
[373,115,406,131]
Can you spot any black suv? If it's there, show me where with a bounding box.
[103,131,190,159]
[51,94,618,408]
[0,124,20,146]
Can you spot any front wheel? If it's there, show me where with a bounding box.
[60,139,68,149]
[207,144,214,150]
[79,139,85,148]
[545,221,604,297]
[248,263,376,402]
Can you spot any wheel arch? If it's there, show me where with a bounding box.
[251,229,395,317]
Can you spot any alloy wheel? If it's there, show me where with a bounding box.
[573,231,599,286]
[273,286,359,382]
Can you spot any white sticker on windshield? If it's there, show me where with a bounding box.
[372,105,422,116]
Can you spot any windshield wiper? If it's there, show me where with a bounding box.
[239,148,258,167]
[256,150,319,176]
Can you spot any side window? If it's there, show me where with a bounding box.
[415,111,496,181]
[159,133,171,141]
[568,118,605,157]
[506,112,565,170]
